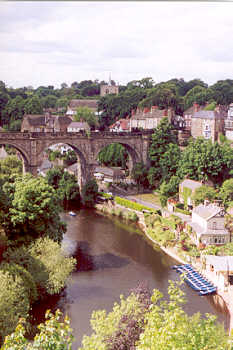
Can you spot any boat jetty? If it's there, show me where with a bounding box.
[172,264,217,296]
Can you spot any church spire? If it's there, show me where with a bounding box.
[109,73,112,86]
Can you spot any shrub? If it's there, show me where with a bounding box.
[115,196,158,214]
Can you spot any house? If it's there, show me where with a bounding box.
[109,119,130,132]
[183,103,203,131]
[66,99,99,117]
[37,159,53,177]
[191,106,226,142]
[67,122,90,133]
[203,255,233,290]
[179,179,203,209]
[130,106,174,131]
[0,146,8,160]
[189,201,230,246]
[225,103,233,141]
[21,113,72,132]
[94,166,125,182]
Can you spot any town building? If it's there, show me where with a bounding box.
[66,99,99,117]
[225,103,233,141]
[183,103,203,131]
[109,119,130,132]
[191,106,226,142]
[189,201,230,246]
[130,106,174,131]
[100,77,119,97]
[67,122,90,133]
[21,113,72,133]
[203,255,233,290]
[179,179,203,209]
[94,166,125,183]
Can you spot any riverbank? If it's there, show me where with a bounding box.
[95,201,231,333]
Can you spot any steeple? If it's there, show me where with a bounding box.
[109,73,112,86]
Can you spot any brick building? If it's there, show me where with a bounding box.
[130,106,174,131]
[66,99,99,116]
[21,113,72,132]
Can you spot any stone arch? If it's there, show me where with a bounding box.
[41,141,89,189]
[95,141,141,173]
[0,141,30,174]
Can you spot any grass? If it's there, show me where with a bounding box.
[133,192,161,206]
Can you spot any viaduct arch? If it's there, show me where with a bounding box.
[0,131,152,188]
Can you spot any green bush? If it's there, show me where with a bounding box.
[175,207,191,215]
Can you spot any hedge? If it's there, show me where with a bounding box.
[114,196,159,214]
[174,207,191,216]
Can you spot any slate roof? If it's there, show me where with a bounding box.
[192,110,225,120]
[57,116,72,125]
[180,179,203,191]
[193,203,224,220]
[131,108,165,120]
[68,122,90,129]
[69,99,98,109]
[95,166,124,177]
[25,115,46,125]
[205,255,233,272]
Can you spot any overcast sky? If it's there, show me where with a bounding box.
[1,1,233,89]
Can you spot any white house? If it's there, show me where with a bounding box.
[203,255,233,290]
[67,122,90,133]
[189,201,230,246]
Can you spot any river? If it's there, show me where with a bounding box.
[32,209,228,348]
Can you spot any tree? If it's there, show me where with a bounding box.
[158,176,180,207]
[148,118,178,185]
[136,281,228,350]
[41,95,57,109]
[24,96,43,114]
[159,143,181,182]
[210,79,233,105]
[56,96,69,109]
[98,143,129,168]
[81,179,98,207]
[2,310,74,350]
[192,185,217,206]
[3,237,76,296]
[131,162,149,189]
[220,179,233,207]
[0,155,22,176]
[184,85,214,110]
[177,138,226,185]
[7,174,66,242]
[0,268,30,343]
[74,106,98,129]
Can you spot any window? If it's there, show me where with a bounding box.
[213,222,217,229]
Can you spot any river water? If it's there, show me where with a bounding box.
[33,209,228,348]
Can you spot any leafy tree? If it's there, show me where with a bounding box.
[177,138,226,185]
[4,237,76,296]
[158,176,180,207]
[131,162,149,189]
[81,179,98,207]
[159,143,181,182]
[41,94,57,109]
[0,268,30,343]
[56,96,69,109]
[24,96,43,114]
[219,179,233,207]
[2,309,74,350]
[98,143,128,168]
[148,118,178,185]
[9,119,22,131]
[192,185,217,206]
[74,106,98,129]
[136,281,228,350]
[210,79,233,105]
[7,175,66,242]
[184,85,214,110]
[0,155,22,176]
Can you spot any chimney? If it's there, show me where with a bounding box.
[163,109,168,116]
[143,107,150,114]
[131,109,135,117]
[151,106,158,113]
[193,102,200,113]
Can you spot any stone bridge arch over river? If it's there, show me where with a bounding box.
[0,131,152,188]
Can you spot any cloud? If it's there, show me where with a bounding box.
[0,2,233,88]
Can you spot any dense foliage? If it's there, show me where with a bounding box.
[74,106,98,130]
[98,143,129,168]
[81,179,99,207]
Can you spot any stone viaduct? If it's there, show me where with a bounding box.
[0,131,152,188]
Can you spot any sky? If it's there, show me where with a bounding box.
[0,1,233,89]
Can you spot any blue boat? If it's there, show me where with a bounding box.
[69,211,76,217]
[172,264,216,295]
